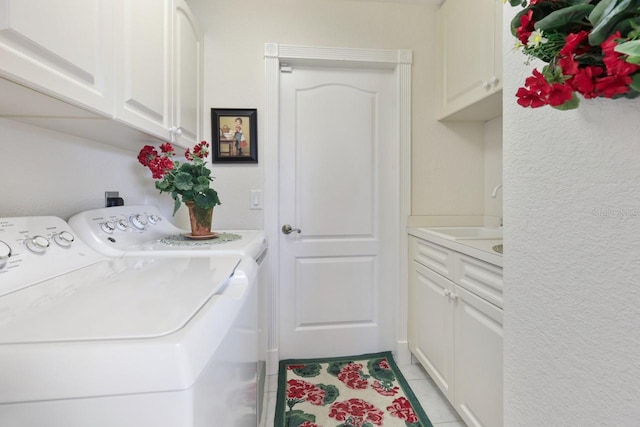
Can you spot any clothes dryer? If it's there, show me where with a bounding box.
[0,216,256,427]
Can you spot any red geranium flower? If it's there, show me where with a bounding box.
[329,399,384,427]
[371,380,399,396]
[337,363,369,390]
[286,379,325,406]
[516,10,535,45]
[387,397,419,423]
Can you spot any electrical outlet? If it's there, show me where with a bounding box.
[105,191,120,207]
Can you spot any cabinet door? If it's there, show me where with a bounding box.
[454,285,503,427]
[115,0,172,140]
[0,0,114,115]
[173,0,202,149]
[438,0,500,119]
[409,261,455,400]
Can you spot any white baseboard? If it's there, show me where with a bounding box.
[267,349,279,376]
[395,340,411,366]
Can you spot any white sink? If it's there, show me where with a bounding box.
[418,226,503,240]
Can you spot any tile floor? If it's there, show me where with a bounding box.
[262,360,467,426]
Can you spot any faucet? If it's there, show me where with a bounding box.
[491,184,503,198]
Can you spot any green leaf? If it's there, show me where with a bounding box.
[534,4,595,32]
[172,197,181,216]
[284,410,316,427]
[316,384,339,405]
[173,171,194,191]
[629,72,640,91]
[588,0,617,28]
[552,92,580,110]
[368,358,396,382]
[290,363,322,378]
[588,0,640,46]
[615,39,640,57]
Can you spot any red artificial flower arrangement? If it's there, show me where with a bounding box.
[137,141,221,214]
[509,0,640,110]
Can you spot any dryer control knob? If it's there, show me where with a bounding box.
[25,235,50,253]
[100,221,116,234]
[0,241,11,269]
[53,231,75,247]
[130,214,148,230]
[116,220,129,231]
[148,214,160,224]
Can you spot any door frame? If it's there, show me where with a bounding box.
[263,43,412,374]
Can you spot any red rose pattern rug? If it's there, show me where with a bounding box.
[274,352,433,427]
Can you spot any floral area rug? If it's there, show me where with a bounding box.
[274,351,433,427]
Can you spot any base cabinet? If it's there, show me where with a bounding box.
[409,236,503,427]
[454,285,503,427]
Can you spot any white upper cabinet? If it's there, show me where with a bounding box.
[438,0,502,121]
[115,0,172,141]
[114,0,201,148]
[0,0,114,115]
[173,0,202,148]
[0,0,202,150]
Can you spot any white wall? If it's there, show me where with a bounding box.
[0,118,190,224]
[484,116,503,224]
[503,7,640,426]
[188,0,488,222]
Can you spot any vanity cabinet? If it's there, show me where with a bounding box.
[437,0,503,121]
[0,0,115,115]
[409,235,503,427]
[115,0,202,148]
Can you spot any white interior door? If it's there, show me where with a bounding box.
[278,65,398,358]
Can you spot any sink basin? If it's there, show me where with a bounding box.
[418,226,503,240]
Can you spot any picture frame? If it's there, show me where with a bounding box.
[211,108,258,163]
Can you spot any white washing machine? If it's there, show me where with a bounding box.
[68,205,268,426]
[0,216,258,427]
[68,205,266,260]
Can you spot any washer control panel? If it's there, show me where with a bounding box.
[68,205,185,257]
[0,216,103,297]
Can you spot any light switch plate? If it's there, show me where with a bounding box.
[250,190,262,210]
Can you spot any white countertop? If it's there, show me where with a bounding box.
[407,227,503,268]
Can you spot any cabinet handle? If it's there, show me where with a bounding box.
[443,289,451,298]
[489,76,499,86]
[482,81,490,90]
[450,292,459,301]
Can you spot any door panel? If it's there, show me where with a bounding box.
[279,66,396,358]
[295,256,375,326]
[295,84,375,237]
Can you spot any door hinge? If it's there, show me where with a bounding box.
[280,63,293,73]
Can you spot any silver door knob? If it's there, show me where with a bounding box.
[281,224,301,234]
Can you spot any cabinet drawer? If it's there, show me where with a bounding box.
[411,237,454,279]
[454,253,503,308]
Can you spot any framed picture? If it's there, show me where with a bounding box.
[211,108,258,163]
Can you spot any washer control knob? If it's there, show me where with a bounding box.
[100,221,116,234]
[26,235,50,253]
[53,231,75,247]
[130,214,148,230]
[0,241,11,269]
[116,220,129,231]
[148,214,160,224]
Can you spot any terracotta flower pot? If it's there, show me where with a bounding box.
[186,201,213,236]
